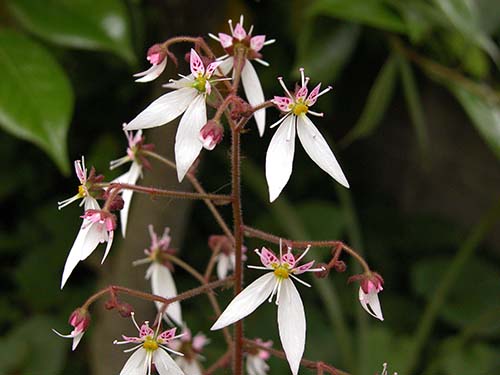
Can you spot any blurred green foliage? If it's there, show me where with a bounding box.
[0,0,499,375]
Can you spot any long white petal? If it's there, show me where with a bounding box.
[60,223,94,289]
[297,115,349,188]
[211,272,276,330]
[120,162,142,237]
[176,358,202,375]
[124,88,197,130]
[277,279,305,375]
[79,222,107,261]
[216,254,230,280]
[265,115,296,202]
[120,348,148,375]
[148,263,183,325]
[153,349,184,375]
[134,59,167,82]
[218,57,234,76]
[241,60,266,136]
[72,332,84,351]
[359,288,384,321]
[174,94,207,182]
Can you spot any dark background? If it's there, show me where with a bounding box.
[0,1,499,374]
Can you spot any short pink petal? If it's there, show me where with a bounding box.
[139,324,154,338]
[158,327,177,342]
[190,49,205,76]
[218,33,233,48]
[281,252,296,268]
[295,86,308,101]
[306,83,321,106]
[273,96,293,112]
[205,61,222,78]
[250,35,266,52]
[260,247,279,267]
[293,260,314,275]
[233,23,247,40]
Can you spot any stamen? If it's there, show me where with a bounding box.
[211,77,232,83]
[109,155,130,170]
[317,85,333,98]
[239,15,244,27]
[254,58,270,67]
[279,238,283,259]
[277,77,293,99]
[275,280,283,305]
[208,33,220,42]
[305,267,327,273]
[299,67,305,87]
[295,245,311,263]
[147,353,152,375]
[131,312,140,331]
[304,77,310,86]
[132,258,151,266]
[57,195,80,210]
[154,320,161,337]
[268,280,279,303]
[163,345,184,356]
[123,344,143,353]
[216,54,229,61]
[308,110,324,118]
[247,265,270,270]
[228,19,234,34]
[290,274,311,287]
[263,39,276,46]
[248,25,254,35]
[177,73,190,80]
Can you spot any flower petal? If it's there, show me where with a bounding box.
[218,57,234,76]
[120,348,148,375]
[211,272,276,330]
[218,33,233,49]
[190,49,205,76]
[265,115,296,202]
[296,115,349,188]
[120,162,142,237]
[277,279,306,375]
[124,88,197,130]
[148,263,183,325]
[241,60,266,136]
[134,58,167,82]
[153,349,184,375]
[174,94,207,182]
[359,287,384,321]
[216,253,230,280]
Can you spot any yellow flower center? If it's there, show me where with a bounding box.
[193,76,207,93]
[143,337,159,352]
[273,266,290,279]
[292,103,308,116]
[77,185,87,197]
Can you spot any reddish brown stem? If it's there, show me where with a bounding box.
[243,339,351,375]
[204,350,232,375]
[243,225,370,273]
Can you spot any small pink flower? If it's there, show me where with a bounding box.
[169,326,209,375]
[53,308,91,350]
[114,313,185,375]
[212,242,324,375]
[199,120,224,150]
[134,43,168,82]
[208,235,247,279]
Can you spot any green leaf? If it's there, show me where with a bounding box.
[308,0,407,33]
[412,257,500,336]
[341,53,398,146]
[0,30,73,174]
[7,0,135,64]
[433,0,499,66]
[451,86,500,160]
[398,55,430,164]
[295,20,360,82]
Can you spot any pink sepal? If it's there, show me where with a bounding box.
[139,323,154,338]
[218,33,233,48]
[190,49,205,76]
[206,61,222,78]
[259,247,278,267]
[306,83,321,106]
[158,327,177,342]
[250,35,266,52]
[273,96,293,112]
[293,260,315,275]
[233,23,247,40]
[296,86,308,101]
[281,252,296,268]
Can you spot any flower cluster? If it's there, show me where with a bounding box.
[54,13,385,375]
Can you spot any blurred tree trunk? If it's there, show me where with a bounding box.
[89,2,226,374]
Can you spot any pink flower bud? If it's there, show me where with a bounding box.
[68,308,91,334]
[199,121,223,150]
[146,44,167,65]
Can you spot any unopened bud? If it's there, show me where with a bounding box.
[68,308,91,333]
[117,302,134,317]
[199,120,224,150]
[333,260,346,272]
[147,44,167,65]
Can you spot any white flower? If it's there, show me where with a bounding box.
[266,68,349,202]
[57,157,97,210]
[246,339,272,375]
[211,244,324,375]
[133,225,182,326]
[114,313,185,375]
[134,43,168,83]
[209,15,275,136]
[110,129,152,237]
[208,234,247,280]
[124,49,226,182]
[216,252,236,280]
